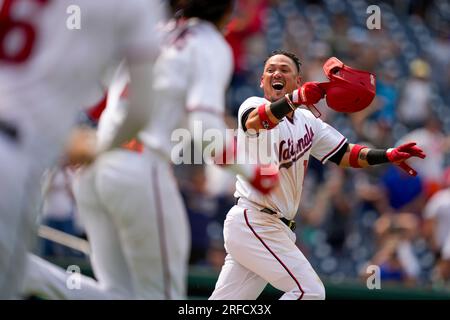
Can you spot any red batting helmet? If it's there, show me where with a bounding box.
[318,57,376,113]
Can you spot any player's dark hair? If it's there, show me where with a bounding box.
[182,0,234,24]
[264,50,302,73]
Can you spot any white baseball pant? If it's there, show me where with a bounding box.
[24,148,191,299]
[0,132,28,298]
[0,129,45,299]
[209,204,325,300]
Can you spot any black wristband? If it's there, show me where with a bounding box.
[366,149,389,165]
[269,94,295,120]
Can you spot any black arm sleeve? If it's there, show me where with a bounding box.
[241,107,255,132]
[328,142,349,165]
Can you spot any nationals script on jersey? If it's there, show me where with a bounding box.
[0,0,162,167]
[235,96,347,220]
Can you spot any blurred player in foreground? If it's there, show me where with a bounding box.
[209,51,426,300]
[24,0,278,299]
[0,0,163,298]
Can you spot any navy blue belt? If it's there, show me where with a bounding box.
[260,207,296,231]
[235,197,296,231]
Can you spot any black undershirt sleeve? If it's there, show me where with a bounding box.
[328,142,349,165]
[241,107,255,132]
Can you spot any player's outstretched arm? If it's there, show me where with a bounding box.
[337,142,426,176]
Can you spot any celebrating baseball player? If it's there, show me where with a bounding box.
[209,51,426,300]
[0,0,164,298]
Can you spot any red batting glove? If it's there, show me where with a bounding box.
[292,82,326,106]
[249,164,279,194]
[386,142,426,176]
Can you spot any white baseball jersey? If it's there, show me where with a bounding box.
[139,18,233,158]
[0,0,163,168]
[97,18,233,160]
[235,97,347,220]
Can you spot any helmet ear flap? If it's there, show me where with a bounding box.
[319,57,376,113]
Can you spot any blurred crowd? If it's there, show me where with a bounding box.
[39,0,450,291]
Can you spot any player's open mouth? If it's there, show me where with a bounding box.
[272,81,284,91]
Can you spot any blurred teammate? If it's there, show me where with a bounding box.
[210,51,426,300]
[0,0,163,298]
[24,0,277,299]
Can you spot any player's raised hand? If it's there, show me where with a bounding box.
[386,142,426,176]
[249,164,279,194]
[292,82,325,106]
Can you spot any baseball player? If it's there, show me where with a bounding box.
[0,0,164,298]
[24,0,278,300]
[209,51,426,300]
